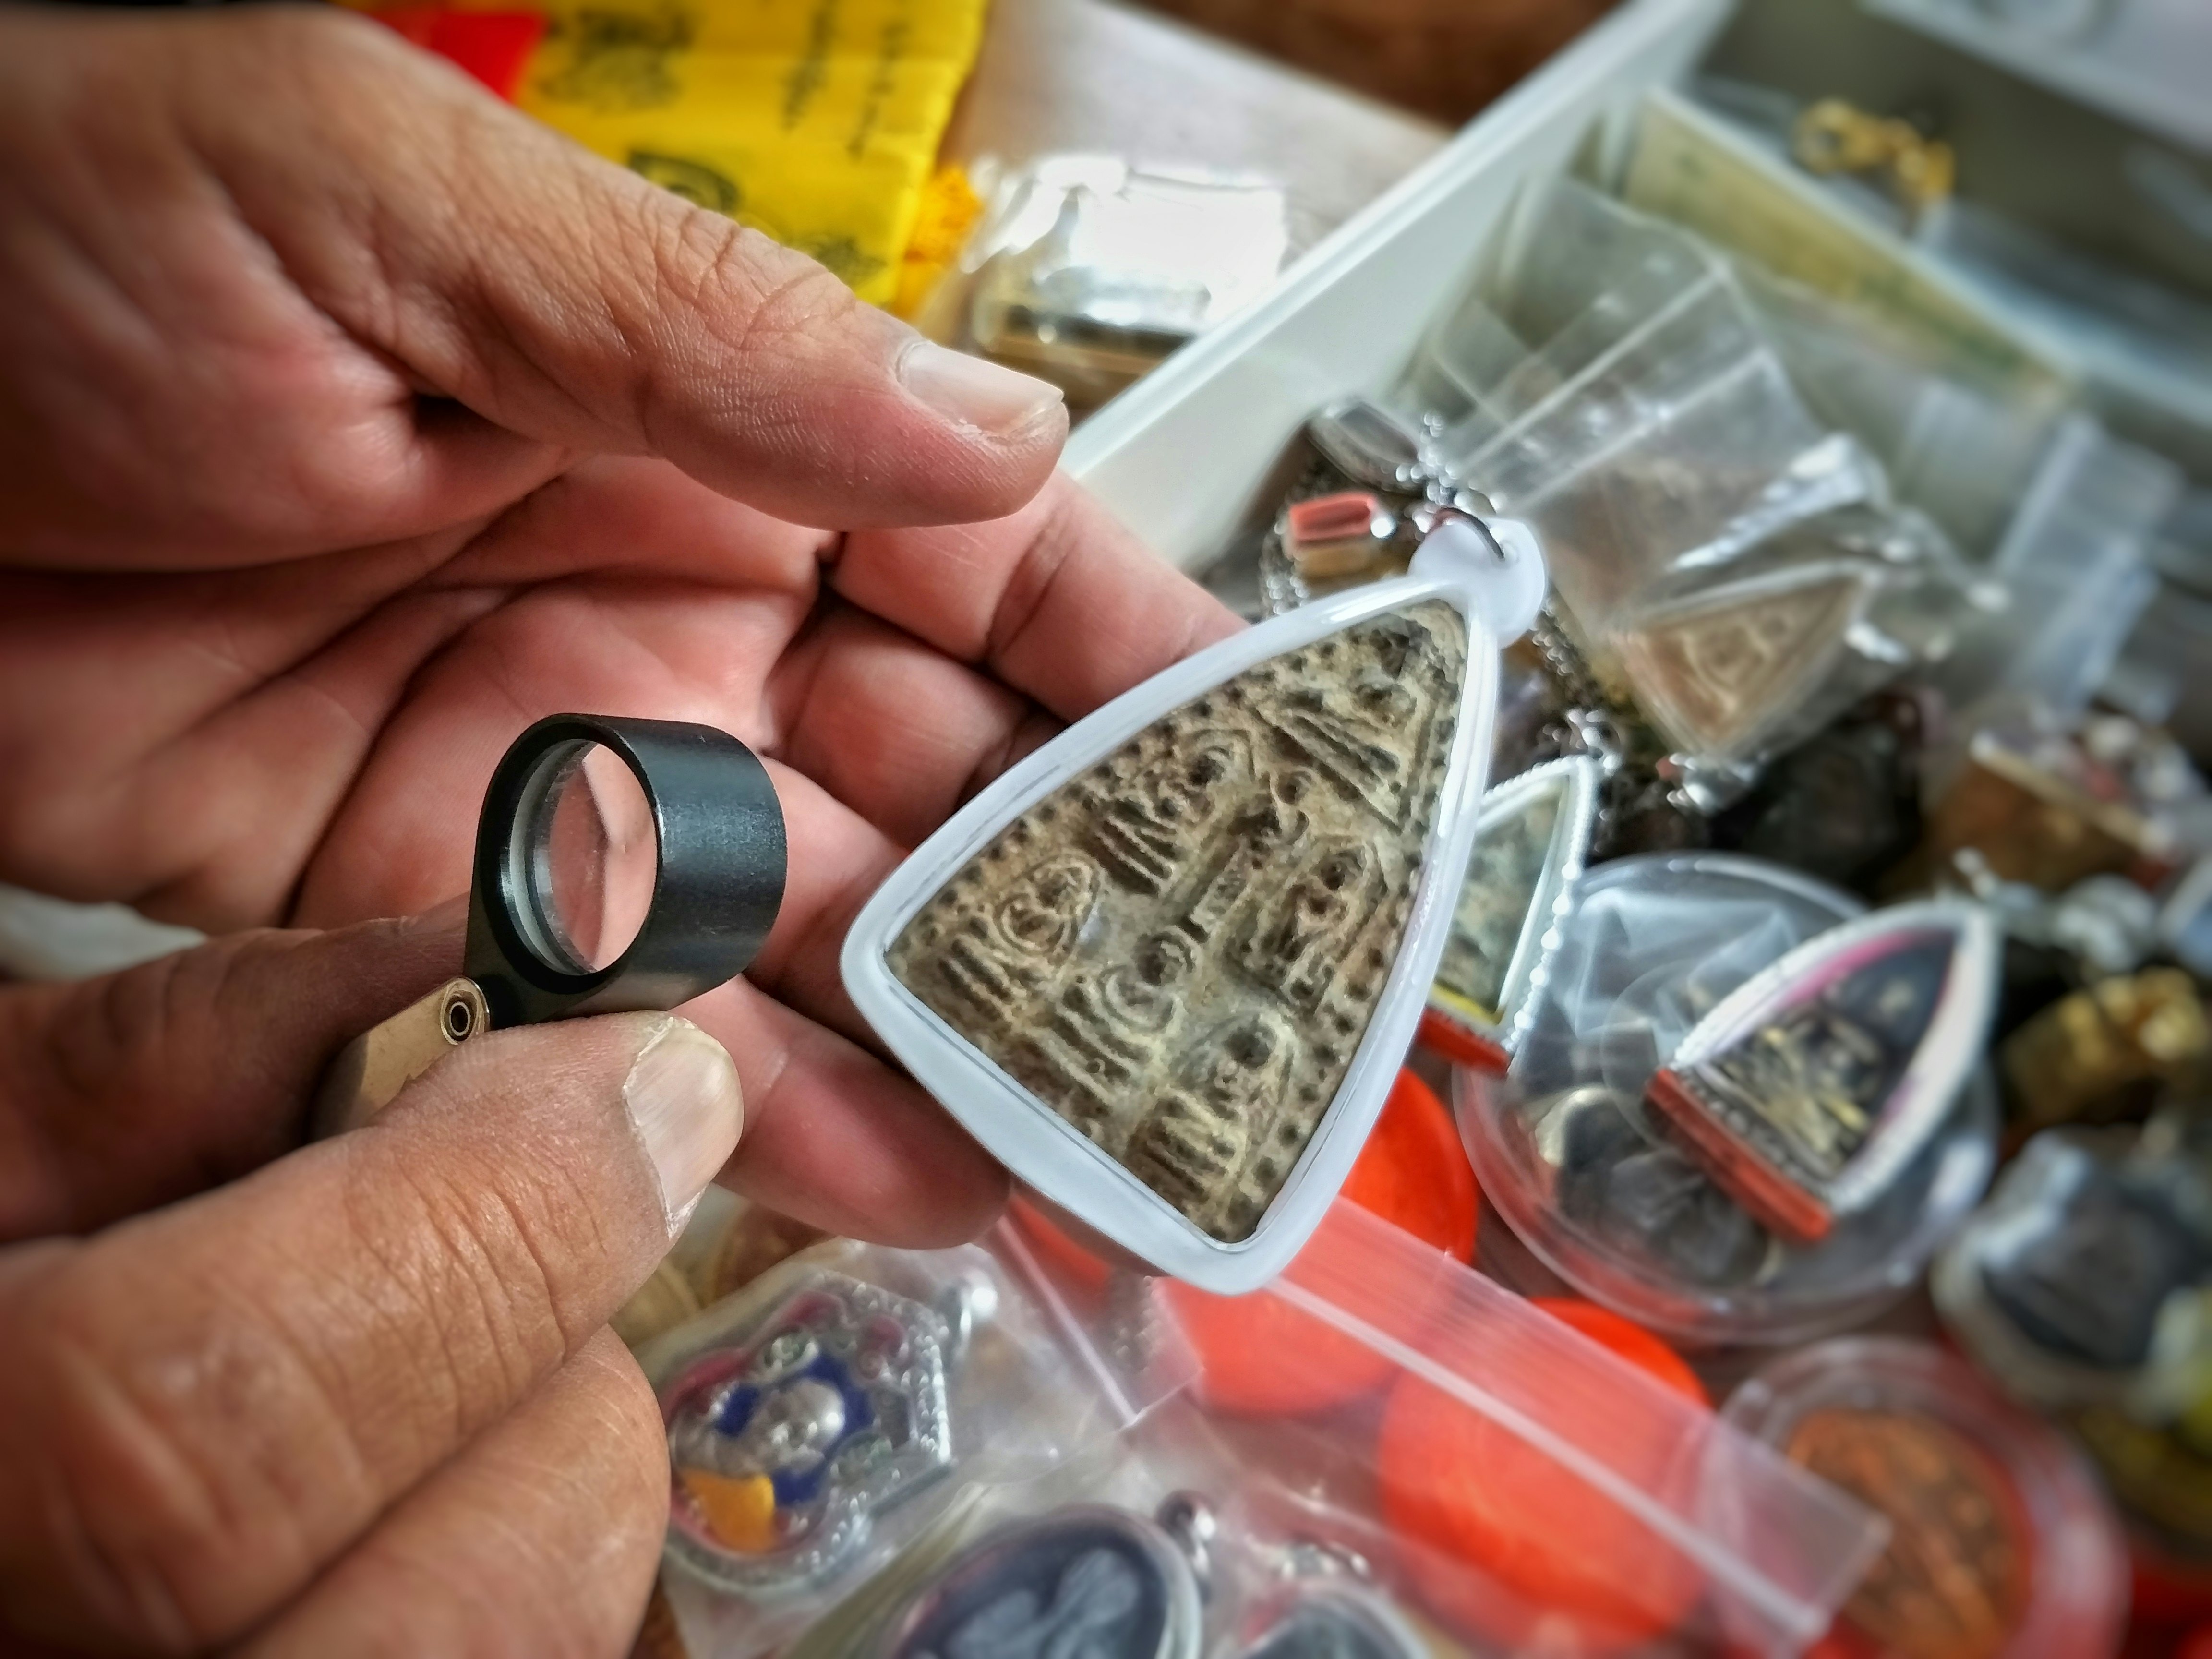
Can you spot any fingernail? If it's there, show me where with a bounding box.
[623,1017,744,1236]
[898,339,1064,436]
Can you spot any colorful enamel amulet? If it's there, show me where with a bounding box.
[844,521,1546,1290]
[658,1269,957,1599]
[1644,902,1998,1243]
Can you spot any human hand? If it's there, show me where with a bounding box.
[0,5,1242,1246]
[0,3,1067,568]
[0,916,745,1654]
[0,455,1240,1244]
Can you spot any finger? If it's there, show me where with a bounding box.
[0,529,504,930]
[180,9,1068,532]
[683,974,1009,1245]
[767,601,1061,848]
[0,11,569,571]
[288,462,818,928]
[746,756,908,1043]
[830,472,1244,722]
[0,1010,739,1651]
[0,905,467,1241]
[238,1329,664,1659]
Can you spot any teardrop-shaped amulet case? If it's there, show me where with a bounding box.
[1642,901,1999,1244]
[843,521,1546,1292]
[1419,754,1600,1074]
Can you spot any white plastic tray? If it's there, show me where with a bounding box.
[1064,0,1734,569]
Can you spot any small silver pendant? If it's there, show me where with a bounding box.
[1423,754,1600,1070]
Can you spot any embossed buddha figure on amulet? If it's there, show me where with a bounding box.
[889,603,1468,1240]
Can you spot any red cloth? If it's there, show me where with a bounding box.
[371,9,545,101]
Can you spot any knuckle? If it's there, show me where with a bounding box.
[335,1120,604,1430]
[32,932,288,1116]
[731,239,864,358]
[337,1153,548,1440]
[229,2,394,80]
[649,206,858,363]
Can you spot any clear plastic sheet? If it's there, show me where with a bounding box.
[1936,414,2182,719]
[1738,265,2067,559]
[951,155,1290,404]
[1241,1200,1888,1657]
[1460,853,1998,1346]
[763,1197,1885,1659]
[1603,488,1992,775]
[1385,180,1985,785]
[1433,181,1839,632]
[645,1228,1193,1659]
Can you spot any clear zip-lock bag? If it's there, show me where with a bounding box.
[640,1226,1197,1659]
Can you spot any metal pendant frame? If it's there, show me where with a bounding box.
[658,1268,955,1602]
[1224,1581,1429,1659]
[1646,900,1998,1240]
[875,1501,1210,1659]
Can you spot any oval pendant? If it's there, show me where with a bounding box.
[875,1501,1208,1659]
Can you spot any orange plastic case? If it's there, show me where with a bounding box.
[1163,1070,1479,1417]
[1378,1298,1708,1652]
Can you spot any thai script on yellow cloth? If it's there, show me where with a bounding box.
[368,0,988,307]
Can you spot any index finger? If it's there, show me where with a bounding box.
[828,472,1243,724]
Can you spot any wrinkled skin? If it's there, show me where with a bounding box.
[0,8,1237,1653]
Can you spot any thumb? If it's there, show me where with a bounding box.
[0,1010,736,1651]
[177,9,1068,530]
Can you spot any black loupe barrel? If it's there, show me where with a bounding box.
[463,714,786,1028]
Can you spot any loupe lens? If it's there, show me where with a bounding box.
[512,741,658,974]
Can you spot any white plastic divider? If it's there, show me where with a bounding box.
[1065,0,1735,569]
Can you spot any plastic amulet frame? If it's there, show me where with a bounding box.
[1644,901,1999,1245]
[843,519,1547,1292]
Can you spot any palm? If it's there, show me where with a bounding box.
[0,456,1238,1239]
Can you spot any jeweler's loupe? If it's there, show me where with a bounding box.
[314,714,785,1134]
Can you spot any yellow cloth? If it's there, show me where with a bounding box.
[375,0,989,306]
[891,163,983,318]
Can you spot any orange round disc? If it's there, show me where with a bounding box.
[1007,1195,1114,1299]
[1533,1299,1707,1407]
[1164,1069,1480,1417]
[1339,1068,1479,1262]
[1379,1298,1708,1651]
